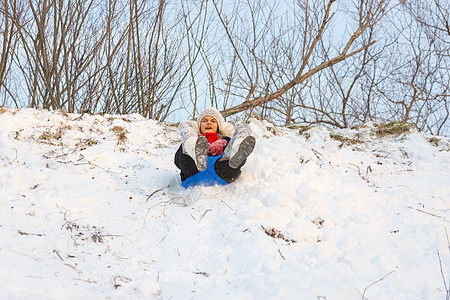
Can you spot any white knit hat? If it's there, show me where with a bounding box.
[197,107,224,131]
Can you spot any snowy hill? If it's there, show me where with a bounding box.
[0,107,449,300]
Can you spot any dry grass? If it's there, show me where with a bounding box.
[38,130,63,145]
[111,126,128,145]
[374,122,415,137]
[330,133,364,146]
[428,137,440,147]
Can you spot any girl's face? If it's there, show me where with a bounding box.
[200,116,218,133]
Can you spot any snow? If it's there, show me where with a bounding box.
[0,107,449,300]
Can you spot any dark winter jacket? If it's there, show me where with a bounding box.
[174,136,245,184]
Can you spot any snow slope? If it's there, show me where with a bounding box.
[0,107,449,300]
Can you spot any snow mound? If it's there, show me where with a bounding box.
[1,108,449,299]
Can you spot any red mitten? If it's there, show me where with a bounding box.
[208,139,228,156]
[202,132,220,144]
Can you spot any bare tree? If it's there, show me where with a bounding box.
[0,0,19,106]
[213,0,396,118]
[101,0,198,121]
[1,0,448,135]
[4,0,109,112]
[401,0,449,135]
[368,0,450,135]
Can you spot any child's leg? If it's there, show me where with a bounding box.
[174,145,199,181]
[214,159,246,184]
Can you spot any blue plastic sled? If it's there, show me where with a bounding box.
[181,155,228,188]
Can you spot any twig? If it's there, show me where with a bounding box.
[159,235,167,244]
[146,186,167,202]
[17,230,43,236]
[143,201,165,226]
[72,277,96,283]
[362,270,396,300]
[437,250,449,299]
[406,206,443,219]
[73,160,124,174]
[221,200,234,211]
[202,209,212,218]
[445,226,450,252]
[441,226,450,300]
[110,251,130,260]
[348,163,361,175]
[65,263,84,275]
[53,249,64,261]
[278,249,286,260]
[311,148,322,159]
[113,275,131,289]
[366,166,372,178]
[193,271,209,277]
[71,113,85,121]
[1,148,18,167]
[98,234,122,238]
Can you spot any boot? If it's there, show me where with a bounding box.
[228,136,256,168]
[194,135,209,171]
[223,123,256,168]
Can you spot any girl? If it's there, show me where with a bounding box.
[174,107,255,186]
